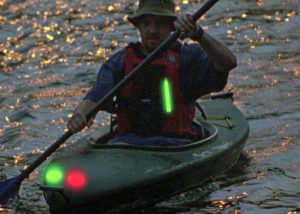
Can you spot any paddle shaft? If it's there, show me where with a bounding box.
[0,0,219,201]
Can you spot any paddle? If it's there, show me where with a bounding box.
[0,0,219,205]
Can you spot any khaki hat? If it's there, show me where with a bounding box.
[128,0,177,27]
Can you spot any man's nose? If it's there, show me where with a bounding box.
[149,22,158,33]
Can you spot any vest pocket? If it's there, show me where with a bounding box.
[125,97,165,136]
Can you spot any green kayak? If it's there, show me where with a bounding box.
[40,93,249,213]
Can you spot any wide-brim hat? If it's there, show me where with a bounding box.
[128,0,177,28]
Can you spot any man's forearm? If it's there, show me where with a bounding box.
[196,32,237,72]
[74,99,97,116]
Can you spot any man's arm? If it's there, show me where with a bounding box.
[194,32,237,72]
[67,48,126,133]
[174,14,237,72]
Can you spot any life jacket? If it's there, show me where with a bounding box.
[116,43,197,137]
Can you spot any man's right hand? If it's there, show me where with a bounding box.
[67,113,89,133]
[67,99,97,133]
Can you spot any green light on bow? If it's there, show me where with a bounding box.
[44,164,64,186]
[162,78,173,114]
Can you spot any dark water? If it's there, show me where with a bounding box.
[0,0,299,213]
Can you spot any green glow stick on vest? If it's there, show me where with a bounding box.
[162,77,174,114]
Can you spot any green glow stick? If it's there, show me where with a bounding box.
[162,78,173,114]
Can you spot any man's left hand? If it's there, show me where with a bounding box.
[174,14,202,40]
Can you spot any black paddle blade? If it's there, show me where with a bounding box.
[0,176,21,205]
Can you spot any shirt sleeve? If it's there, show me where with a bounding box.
[180,43,229,104]
[84,49,126,109]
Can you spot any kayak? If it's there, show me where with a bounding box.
[40,93,249,213]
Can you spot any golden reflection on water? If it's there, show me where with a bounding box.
[291,66,300,76]
[223,5,297,51]
[0,0,297,73]
[30,75,62,86]
[1,0,124,71]
[13,155,23,165]
[250,137,295,159]
[257,0,265,6]
[0,205,13,212]
[210,192,249,210]
[30,87,89,99]
[0,0,6,7]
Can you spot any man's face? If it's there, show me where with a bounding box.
[136,15,174,54]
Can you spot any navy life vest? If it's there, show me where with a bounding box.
[116,43,197,137]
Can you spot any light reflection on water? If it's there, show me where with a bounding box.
[0,0,299,213]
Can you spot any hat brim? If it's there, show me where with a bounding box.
[128,12,177,30]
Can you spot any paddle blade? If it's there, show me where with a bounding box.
[0,176,22,205]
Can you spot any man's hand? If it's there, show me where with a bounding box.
[67,113,90,133]
[174,14,203,40]
[67,99,96,133]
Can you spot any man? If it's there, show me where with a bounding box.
[67,0,237,146]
